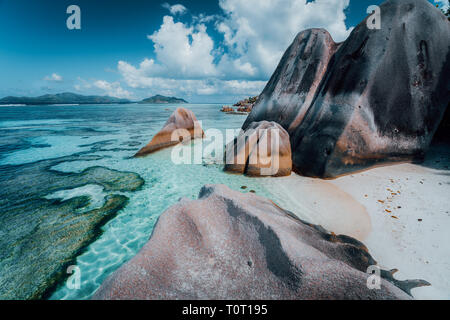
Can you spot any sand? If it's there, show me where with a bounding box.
[267,144,450,299]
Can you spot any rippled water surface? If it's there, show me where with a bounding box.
[0,104,289,299]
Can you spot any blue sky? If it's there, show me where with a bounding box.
[0,0,447,103]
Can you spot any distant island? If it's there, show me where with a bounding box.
[0,92,131,105]
[0,93,189,105]
[139,95,188,104]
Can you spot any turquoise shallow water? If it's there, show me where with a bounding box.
[0,103,289,299]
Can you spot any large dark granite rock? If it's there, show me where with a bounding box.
[93,185,428,300]
[244,0,450,178]
[244,29,340,133]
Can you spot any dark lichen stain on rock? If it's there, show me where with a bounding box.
[224,199,302,291]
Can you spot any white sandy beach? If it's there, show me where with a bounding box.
[267,144,450,300]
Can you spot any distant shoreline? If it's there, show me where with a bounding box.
[0,102,232,106]
[0,93,191,106]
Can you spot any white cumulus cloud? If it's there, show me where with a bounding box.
[118,59,265,98]
[216,0,352,79]
[162,3,187,15]
[146,16,218,78]
[44,73,63,82]
[93,80,132,99]
[116,0,353,100]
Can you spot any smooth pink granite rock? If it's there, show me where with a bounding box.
[225,121,292,177]
[93,185,425,300]
[135,107,204,157]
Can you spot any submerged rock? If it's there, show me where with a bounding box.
[244,0,450,178]
[134,108,204,157]
[0,155,144,299]
[225,121,292,177]
[94,184,426,300]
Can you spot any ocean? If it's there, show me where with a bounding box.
[0,103,291,299]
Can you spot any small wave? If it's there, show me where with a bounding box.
[50,104,80,106]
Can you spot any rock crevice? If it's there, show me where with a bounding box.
[225,121,292,177]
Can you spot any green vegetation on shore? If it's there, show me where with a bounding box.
[138,95,188,104]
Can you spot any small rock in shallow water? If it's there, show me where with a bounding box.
[134,108,204,157]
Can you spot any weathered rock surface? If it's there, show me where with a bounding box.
[244,28,339,132]
[225,121,292,177]
[93,184,428,300]
[244,0,450,178]
[134,108,204,157]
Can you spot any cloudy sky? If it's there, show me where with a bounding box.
[0,0,447,103]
